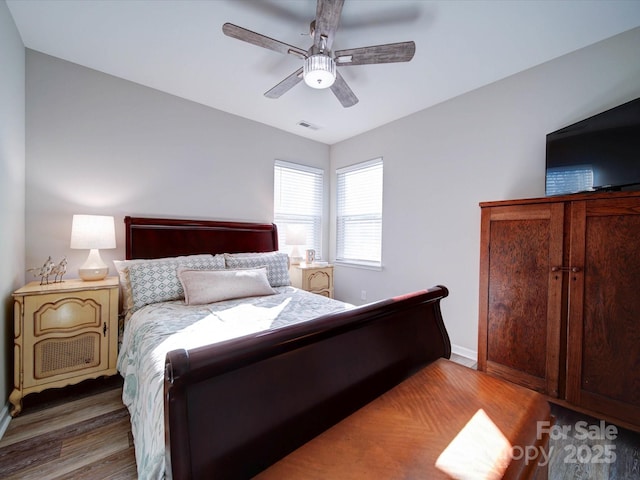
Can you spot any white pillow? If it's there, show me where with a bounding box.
[178,267,276,305]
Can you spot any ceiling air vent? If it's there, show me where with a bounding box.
[297,120,319,130]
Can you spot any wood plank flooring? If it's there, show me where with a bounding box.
[0,376,136,479]
[548,403,640,480]
[1,355,638,479]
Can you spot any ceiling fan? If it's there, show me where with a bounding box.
[222,0,416,108]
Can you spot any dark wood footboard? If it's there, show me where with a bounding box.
[164,285,451,480]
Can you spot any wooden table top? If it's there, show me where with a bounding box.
[255,358,551,480]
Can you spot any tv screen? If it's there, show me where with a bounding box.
[545,97,640,196]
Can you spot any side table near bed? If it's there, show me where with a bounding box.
[10,277,119,416]
[289,263,334,298]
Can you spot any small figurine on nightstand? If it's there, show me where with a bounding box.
[27,256,64,285]
[51,257,67,283]
[27,256,55,285]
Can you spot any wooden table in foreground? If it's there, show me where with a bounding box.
[256,359,551,480]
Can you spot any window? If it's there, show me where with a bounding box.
[274,160,323,259]
[336,158,383,268]
[546,165,594,195]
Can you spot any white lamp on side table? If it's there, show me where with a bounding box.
[70,214,116,281]
[286,224,306,265]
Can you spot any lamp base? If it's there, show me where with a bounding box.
[289,245,303,265]
[78,248,109,281]
[290,256,303,266]
[78,267,109,281]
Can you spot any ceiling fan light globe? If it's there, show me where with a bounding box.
[303,54,336,89]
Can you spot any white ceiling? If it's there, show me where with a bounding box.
[7,0,640,145]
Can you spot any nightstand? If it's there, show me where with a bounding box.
[10,277,119,416]
[290,264,334,298]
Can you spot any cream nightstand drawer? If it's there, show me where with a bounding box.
[28,289,109,334]
[11,277,119,416]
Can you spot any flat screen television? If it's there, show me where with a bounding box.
[545,97,640,196]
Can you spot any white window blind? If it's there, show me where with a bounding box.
[274,160,323,259]
[336,158,383,268]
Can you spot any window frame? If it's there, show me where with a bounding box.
[335,157,384,270]
[545,164,594,195]
[273,160,324,261]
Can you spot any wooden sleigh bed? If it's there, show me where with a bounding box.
[119,216,551,480]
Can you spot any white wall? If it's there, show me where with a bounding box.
[25,51,330,280]
[0,0,25,428]
[330,27,640,358]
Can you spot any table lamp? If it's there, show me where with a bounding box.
[70,214,116,281]
[286,225,306,265]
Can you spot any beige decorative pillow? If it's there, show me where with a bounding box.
[178,267,276,305]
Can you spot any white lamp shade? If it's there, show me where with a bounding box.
[70,214,116,249]
[285,224,306,246]
[70,214,116,281]
[285,224,306,265]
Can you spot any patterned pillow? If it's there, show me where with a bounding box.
[114,254,218,317]
[124,254,225,314]
[224,252,291,287]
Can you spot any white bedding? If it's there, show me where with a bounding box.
[117,286,352,480]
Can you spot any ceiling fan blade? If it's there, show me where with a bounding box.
[264,68,304,99]
[233,0,309,23]
[330,72,358,108]
[313,0,344,51]
[339,6,421,30]
[335,41,416,66]
[223,23,307,58]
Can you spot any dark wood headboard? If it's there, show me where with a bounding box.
[124,216,278,260]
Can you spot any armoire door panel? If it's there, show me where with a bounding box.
[479,203,564,396]
[567,197,640,424]
[487,219,549,379]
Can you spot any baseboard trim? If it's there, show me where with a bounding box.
[0,402,11,440]
[451,344,477,362]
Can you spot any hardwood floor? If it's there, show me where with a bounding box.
[0,376,136,479]
[1,355,638,479]
[548,403,640,480]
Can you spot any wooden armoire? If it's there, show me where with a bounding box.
[478,190,640,429]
